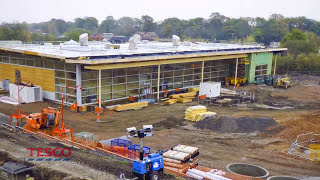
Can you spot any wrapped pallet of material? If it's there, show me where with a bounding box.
[163,99,178,105]
[168,94,181,99]
[188,87,200,93]
[163,150,190,161]
[193,112,217,122]
[114,101,148,111]
[185,105,216,122]
[177,97,193,103]
[169,92,196,99]
[185,105,207,121]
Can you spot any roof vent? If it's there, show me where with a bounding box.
[172,35,180,46]
[128,34,141,50]
[79,33,88,46]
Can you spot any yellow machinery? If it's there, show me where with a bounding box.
[274,75,291,89]
[225,77,247,87]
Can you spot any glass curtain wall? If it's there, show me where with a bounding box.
[81,59,229,104]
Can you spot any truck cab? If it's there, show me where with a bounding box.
[132,153,164,180]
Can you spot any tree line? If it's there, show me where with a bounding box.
[0,12,319,72]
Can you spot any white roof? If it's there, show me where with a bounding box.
[0,41,264,60]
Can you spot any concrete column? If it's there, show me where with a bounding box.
[234,58,239,89]
[157,64,160,102]
[273,54,278,76]
[98,69,102,108]
[201,61,204,83]
[76,64,82,106]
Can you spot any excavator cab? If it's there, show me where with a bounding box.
[25,107,61,129]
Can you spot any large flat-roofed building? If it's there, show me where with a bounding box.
[0,41,286,106]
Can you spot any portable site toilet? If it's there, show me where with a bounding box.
[199,82,221,98]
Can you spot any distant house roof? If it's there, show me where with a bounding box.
[137,32,159,41]
[89,34,103,41]
[109,36,129,44]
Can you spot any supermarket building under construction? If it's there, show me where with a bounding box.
[0,40,286,106]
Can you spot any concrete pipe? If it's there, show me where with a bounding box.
[267,176,300,180]
[225,163,269,180]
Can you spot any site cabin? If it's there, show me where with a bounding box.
[0,41,286,107]
[0,162,34,180]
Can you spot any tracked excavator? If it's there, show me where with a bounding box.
[25,107,61,129]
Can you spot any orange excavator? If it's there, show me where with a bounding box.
[25,107,61,129]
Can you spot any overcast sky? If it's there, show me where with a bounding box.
[0,0,319,23]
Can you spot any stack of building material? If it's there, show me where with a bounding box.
[163,150,190,173]
[163,99,178,105]
[186,168,231,180]
[185,105,216,122]
[172,145,199,167]
[114,101,148,111]
[188,87,200,93]
[168,92,196,104]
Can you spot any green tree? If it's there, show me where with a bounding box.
[141,15,156,32]
[65,28,88,41]
[98,16,119,34]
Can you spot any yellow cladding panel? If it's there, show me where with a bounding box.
[0,63,55,92]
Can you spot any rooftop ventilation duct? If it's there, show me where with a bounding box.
[79,33,88,46]
[183,41,191,46]
[128,34,141,50]
[172,35,180,46]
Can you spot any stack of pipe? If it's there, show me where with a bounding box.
[172,144,200,167]
[162,150,190,173]
[186,168,231,180]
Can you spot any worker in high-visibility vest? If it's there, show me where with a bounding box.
[26,174,34,180]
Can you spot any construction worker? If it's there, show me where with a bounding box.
[26,174,34,180]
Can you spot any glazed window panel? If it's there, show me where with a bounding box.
[35,57,43,67]
[113,84,126,92]
[127,75,139,82]
[55,61,65,70]
[101,86,111,93]
[55,78,65,85]
[140,67,152,74]
[128,82,139,90]
[113,76,126,84]
[127,68,139,75]
[101,70,112,77]
[66,80,76,86]
[82,71,97,80]
[113,91,126,99]
[82,80,97,88]
[101,93,112,100]
[101,78,112,86]
[128,89,139,96]
[55,71,65,78]
[66,72,76,80]
[44,59,55,69]
[113,69,125,77]
[65,64,76,72]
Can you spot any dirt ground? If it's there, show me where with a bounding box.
[1,74,320,179]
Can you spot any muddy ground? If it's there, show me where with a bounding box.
[1,74,320,179]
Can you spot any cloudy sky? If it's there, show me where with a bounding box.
[0,0,319,23]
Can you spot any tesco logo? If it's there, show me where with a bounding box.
[27,148,72,157]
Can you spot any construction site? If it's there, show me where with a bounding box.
[0,34,319,180]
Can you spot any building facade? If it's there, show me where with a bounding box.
[0,42,286,106]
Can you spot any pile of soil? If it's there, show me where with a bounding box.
[274,111,320,140]
[194,116,277,133]
[153,116,185,130]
